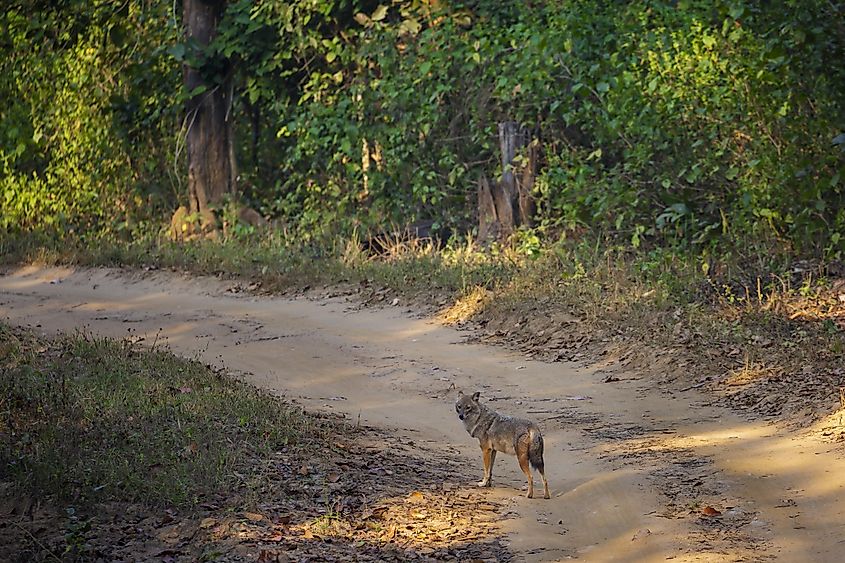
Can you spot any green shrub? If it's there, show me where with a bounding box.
[2,1,843,258]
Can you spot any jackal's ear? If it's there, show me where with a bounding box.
[471,391,480,401]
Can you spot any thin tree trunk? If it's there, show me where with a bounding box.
[226,76,238,190]
[496,122,521,236]
[243,95,261,170]
[516,137,538,226]
[477,176,498,241]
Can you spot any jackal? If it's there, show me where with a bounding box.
[455,390,550,499]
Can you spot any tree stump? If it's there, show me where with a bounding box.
[477,122,538,241]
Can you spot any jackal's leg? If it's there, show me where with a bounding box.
[516,435,534,498]
[531,447,551,499]
[538,465,550,499]
[478,447,494,487]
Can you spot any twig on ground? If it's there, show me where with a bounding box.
[11,521,63,563]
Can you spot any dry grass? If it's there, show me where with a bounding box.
[722,358,782,389]
[438,285,491,325]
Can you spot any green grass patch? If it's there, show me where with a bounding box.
[2,226,839,321]
[0,228,521,302]
[0,324,331,507]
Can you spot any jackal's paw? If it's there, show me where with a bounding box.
[543,491,551,499]
[477,479,491,487]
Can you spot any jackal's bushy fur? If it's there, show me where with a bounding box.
[455,390,550,499]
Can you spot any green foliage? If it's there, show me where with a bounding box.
[216,0,845,255]
[527,1,845,256]
[2,0,844,258]
[0,1,180,237]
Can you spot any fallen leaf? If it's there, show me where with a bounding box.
[327,472,340,483]
[257,549,279,563]
[199,517,216,529]
[701,506,721,517]
[406,491,425,503]
[243,511,265,522]
[360,505,389,521]
[160,512,175,525]
[411,509,428,519]
[298,465,309,476]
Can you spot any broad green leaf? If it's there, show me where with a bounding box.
[167,43,186,61]
[371,5,388,22]
[400,18,421,35]
[186,85,207,97]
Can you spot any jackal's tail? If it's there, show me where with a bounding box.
[528,428,545,472]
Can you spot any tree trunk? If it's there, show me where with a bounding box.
[183,0,233,232]
[516,134,538,226]
[477,122,538,240]
[496,122,520,236]
[477,176,498,241]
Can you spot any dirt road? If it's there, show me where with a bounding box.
[2,266,845,561]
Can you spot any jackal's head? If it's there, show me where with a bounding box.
[455,390,482,421]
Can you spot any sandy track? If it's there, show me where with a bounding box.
[2,266,845,561]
